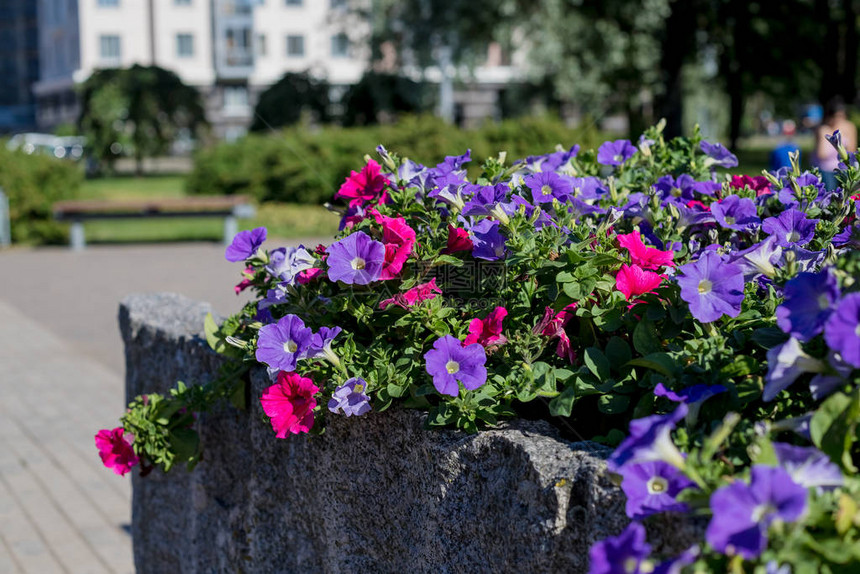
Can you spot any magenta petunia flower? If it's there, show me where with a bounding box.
[334,159,389,207]
[676,251,745,323]
[442,224,474,254]
[94,427,139,476]
[615,264,665,301]
[225,227,267,262]
[463,306,508,347]
[823,292,860,368]
[379,278,443,310]
[616,230,674,270]
[597,139,636,166]
[327,377,372,417]
[424,335,487,396]
[260,371,319,437]
[706,465,807,559]
[326,231,386,285]
[255,314,314,372]
[375,213,416,280]
[620,461,697,519]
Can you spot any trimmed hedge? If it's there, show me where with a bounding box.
[0,146,81,244]
[187,116,604,204]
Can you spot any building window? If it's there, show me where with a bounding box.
[223,86,249,112]
[331,33,349,58]
[99,35,121,64]
[256,34,267,57]
[286,35,304,58]
[98,0,119,6]
[176,34,194,58]
[285,0,302,5]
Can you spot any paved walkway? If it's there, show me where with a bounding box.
[0,240,325,573]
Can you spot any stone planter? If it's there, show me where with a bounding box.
[120,293,698,573]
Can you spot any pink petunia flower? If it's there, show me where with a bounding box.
[442,224,473,254]
[379,278,442,310]
[260,371,320,438]
[731,174,772,196]
[94,427,140,476]
[464,306,508,347]
[617,230,675,270]
[533,304,578,364]
[374,213,417,280]
[296,267,324,285]
[334,160,389,207]
[615,264,665,301]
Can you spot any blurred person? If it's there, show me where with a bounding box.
[770,120,800,171]
[815,97,857,190]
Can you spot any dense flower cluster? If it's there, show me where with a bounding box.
[99,124,860,572]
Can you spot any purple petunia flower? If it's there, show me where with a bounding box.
[832,224,860,249]
[653,546,700,574]
[727,236,782,281]
[424,335,487,396]
[597,139,637,166]
[776,270,840,342]
[471,219,508,261]
[265,245,315,285]
[570,176,607,200]
[326,231,386,285]
[307,326,342,365]
[525,171,570,204]
[706,465,807,559]
[772,442,844,491]
[607,404,688,472]
[225,227,267,262]
[711,195,761,231]
[700,140,739,168]
[653,382,726,425]
[762,209,819,248]
[824,292,860,368]
[763,337,827,401]
[255,314,314,372]
[462,183,509,217]
[328,378,372,417]
[587,522,651,574]
[620,461,697,519]
[676,251,745,323]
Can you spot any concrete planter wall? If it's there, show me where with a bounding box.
[120,293,698,574]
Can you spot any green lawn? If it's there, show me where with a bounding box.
[77,175,339,243]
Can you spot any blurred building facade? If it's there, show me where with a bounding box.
[34,0,370,139]
[0,0,40,133]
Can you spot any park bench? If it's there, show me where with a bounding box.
[53,195,255,250]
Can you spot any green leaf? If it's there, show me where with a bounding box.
[626,353,678,379]
[750,326,789,350]
[548,385,576,417]
[810,389,860,473]
[229,380,246,410]
[604,337,632,369]
[719,356,759,378]
[590,253,621,267]
[598,394,630,414]
[562,281,582,300]
[204,312,227,354]
[583,347,610,380]
[632,319,662,355]
[169,428,200,465]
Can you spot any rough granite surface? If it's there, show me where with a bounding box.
[121,293,702,574]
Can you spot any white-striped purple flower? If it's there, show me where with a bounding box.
[326,231,386,285]
[255,314,314,372]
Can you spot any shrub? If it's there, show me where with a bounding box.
[0,146,81,244]
[250,72,331,132]
[186,116,603,204]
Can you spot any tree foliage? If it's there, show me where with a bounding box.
[78,65,207,173]
[341,72,433,126]
[249,72,331,132]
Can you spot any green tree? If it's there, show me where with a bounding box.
[341,71,433,126]
[78,65,207,175]
[249,72,331,132]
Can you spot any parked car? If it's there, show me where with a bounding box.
[6,133,85,161]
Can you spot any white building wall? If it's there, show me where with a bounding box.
[77,0,152,78]
[152,0,215,86]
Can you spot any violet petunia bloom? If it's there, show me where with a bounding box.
[676,251,745,323]
[307,326,343,366]
[711,195,760,231]
[706,465,807,559]
[727,236,782,281]
[328,378,372,417]
[763,337,827,401]
[832,224,860,249]
[654,383,726,404]
[424,335,487,397]
[326,231,386,285]
[653,546,700,574]
[762,209,819,248]
[824,292,860,368]
[607,404,688,472]
[620,461,697,519]
[772,442,844,491]
[776,270,840,342]
[225,227,267,262]
[255,314,314,372]
[587,522,651,574]
[265,245,315,285]
[470,219,508,261]
[700,140,739,168]
[597,139,637,166]
[525,171,570,204]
